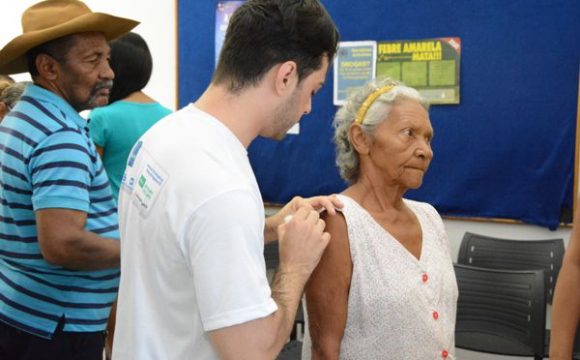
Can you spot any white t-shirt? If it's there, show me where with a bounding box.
[112,104,278,360]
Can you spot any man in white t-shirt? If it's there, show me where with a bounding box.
[112,1,340,359]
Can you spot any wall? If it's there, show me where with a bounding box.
[3,1,571,247]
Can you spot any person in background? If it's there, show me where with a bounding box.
[89,31,171,360]
[550,204,580,359]
[0,1,137,359]
[303,78,458,360]
[89,32,172,200]
[112,0,341,359]
[0,74,15,84]
[0,81,27,122]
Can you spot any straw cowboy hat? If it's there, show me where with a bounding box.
[0,0,139,75]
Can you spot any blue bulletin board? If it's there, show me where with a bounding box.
[177,0,580,229]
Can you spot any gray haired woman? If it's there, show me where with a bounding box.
[303,78,458,360]
[0,81,26,122]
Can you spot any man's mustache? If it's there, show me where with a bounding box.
[94,80,114,92]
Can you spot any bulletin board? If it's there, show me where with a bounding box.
[177,0,580,229]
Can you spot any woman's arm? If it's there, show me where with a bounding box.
[95,145,104,157]
[305,211,352,360]
[550,207,580,359]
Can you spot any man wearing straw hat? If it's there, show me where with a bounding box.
[0,1,137,359]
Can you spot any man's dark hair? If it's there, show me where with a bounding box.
[26,35,78,78]
[108,32,153,103]
[213,0,339,92]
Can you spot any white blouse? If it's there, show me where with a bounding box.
[303,195,458,360]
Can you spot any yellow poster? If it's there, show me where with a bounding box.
[377,37,461,104]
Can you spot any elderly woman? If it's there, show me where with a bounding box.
[0,81,26,122]
[303,79,458,360]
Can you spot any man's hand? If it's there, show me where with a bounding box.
[264,195,343,243]
[210,205,334,360]
[276,207,330,278]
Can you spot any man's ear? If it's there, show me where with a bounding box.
[35,54,59,81]
[349,124,372,155]
[274,60,298,96]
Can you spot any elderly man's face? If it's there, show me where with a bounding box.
[52,32,114,112]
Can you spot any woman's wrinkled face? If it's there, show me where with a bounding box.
[368,99,434,189]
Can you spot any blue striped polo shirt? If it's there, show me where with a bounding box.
[0,84,119,339]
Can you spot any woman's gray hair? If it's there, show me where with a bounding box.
[0,81,27,110]
[333,78,429,184]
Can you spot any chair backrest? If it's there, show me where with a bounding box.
[457,232,565,303]
[454,264,546,358]
[264,242,279,270]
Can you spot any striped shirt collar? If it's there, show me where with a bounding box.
[24,83,87,129]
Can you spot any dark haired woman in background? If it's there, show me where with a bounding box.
[88,32,172,359]
[89,32,172,200]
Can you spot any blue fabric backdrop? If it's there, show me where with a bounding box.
[178,0,580,229]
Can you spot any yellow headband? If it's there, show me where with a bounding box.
[354,85,395,125]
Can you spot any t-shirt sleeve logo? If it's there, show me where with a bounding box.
[131,158,167,218]
[127,140,143,168]
[120,142,168,218]
[121,140,144,194]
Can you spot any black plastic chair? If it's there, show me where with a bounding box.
[454,264,546,360]
[264,242,280,270]
[277,340,302,360]
[457,232,564,304]
[457,233,580,359]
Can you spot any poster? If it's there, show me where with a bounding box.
[376,37,461,104]
[333,41,377,106]
[215,1,245,67]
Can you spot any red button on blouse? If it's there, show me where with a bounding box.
[433,311,439,320]
[422,273,429,283]
[442,349,449,358]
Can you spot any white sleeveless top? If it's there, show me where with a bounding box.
[302,195,458,360]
